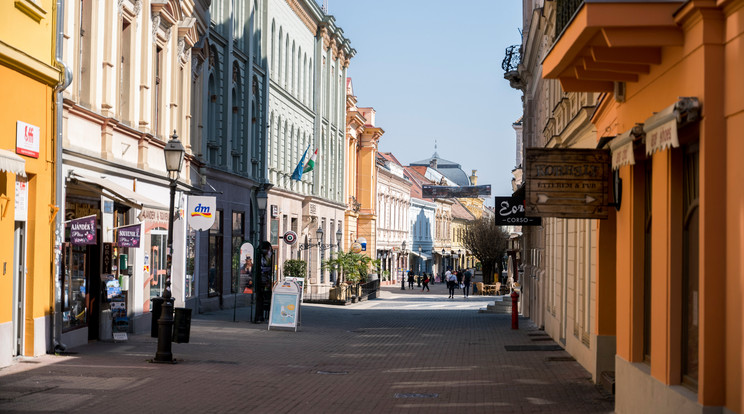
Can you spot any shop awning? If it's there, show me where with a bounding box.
[67,171,168,211]
[0,149,26,177]
[409,250,432,260]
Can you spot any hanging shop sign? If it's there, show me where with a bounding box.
[283,231,298,245]
[70,215,98,245]
[187,196,216,231]
[422,185,491,199]
[14,176,28,222]
[494,195,542,226]
[524,148,610,219]
[16,121,40,158]
[117,224,142,247]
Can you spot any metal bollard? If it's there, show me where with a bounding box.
[154,298,175,363]
[511,291,519,330]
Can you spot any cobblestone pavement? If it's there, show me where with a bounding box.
[0,282,614,413]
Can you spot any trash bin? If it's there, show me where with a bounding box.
[151,297,164,337]
[173,307,192,343]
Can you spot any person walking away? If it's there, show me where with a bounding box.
[407,272,415,289]
[463,268,472,298]
[422,273,430,292]
[447,269,457,298]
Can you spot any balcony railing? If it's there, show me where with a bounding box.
[501,44,521,74]
[555,0,584,39]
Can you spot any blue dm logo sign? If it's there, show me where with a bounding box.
[187,196,216,231]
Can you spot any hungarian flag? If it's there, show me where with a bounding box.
[290,145,310,181]
[303,149,317,173]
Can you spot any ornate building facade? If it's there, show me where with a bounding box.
[376,152,411,282]
[265,1,353,294]
[60,0,207,345]
[190,0,266,312]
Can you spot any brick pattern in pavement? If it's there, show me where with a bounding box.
[0,281,613,414]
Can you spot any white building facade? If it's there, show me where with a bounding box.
[60,0,208,346]
[376,153,411,283]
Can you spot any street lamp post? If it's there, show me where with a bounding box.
[154,131,185,363]
[334,226,342,285]
[400,240,407,290]
[252,189,268,323]
[316,226,324,284]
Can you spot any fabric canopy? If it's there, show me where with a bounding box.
[0,149,26,177]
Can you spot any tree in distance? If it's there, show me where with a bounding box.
[462,217,509,284]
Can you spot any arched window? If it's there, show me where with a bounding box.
[285,36,290,90]
[208,73,217,165]
[270,20,275,75]
[278,28,283,82]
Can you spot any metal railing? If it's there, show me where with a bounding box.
[301,279,380,304]
[502,44,521,74]
[556,0,584,39]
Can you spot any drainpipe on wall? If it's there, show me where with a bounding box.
[52,0,72,353]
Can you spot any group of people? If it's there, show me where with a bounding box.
[446,267,473,298]
[404,267,475,298]
[406,271,433,291]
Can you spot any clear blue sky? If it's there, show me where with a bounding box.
[323,1,524,205]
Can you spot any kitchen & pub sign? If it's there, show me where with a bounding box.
[524,148,610,219]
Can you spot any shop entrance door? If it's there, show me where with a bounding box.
[12,222,26,357]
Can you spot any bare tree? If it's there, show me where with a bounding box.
[462,218,509,284]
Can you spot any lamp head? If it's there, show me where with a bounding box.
[164,130,185,176]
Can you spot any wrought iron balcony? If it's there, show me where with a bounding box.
[502,44,525,90]
[556,0,584,38]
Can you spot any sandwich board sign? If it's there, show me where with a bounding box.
[268,279,301,331]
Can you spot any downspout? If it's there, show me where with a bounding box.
[52,0,72,353]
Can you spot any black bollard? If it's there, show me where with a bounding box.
[153,298,175,363]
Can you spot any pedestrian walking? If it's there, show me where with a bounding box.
[446,268,457,298]
[407,272,415,289]
[421,273,430,292]
[463,268,472,298]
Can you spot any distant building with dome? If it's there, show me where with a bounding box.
[410,151,472,187]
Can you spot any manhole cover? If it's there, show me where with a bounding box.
[505,345,563,351]
[394,393,439,399]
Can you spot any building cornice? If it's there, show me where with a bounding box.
[0,40,60,87]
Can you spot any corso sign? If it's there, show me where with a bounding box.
[494,196,542,226]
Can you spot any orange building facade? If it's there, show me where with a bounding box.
[543,0,744,412]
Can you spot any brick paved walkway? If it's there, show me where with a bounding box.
[0,283,613,413]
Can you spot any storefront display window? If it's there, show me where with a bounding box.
[231,212,244,293]
[208,210,223,297]
[185,228,196,298]
[62,244,87,330]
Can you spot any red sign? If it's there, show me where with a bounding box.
[16,121,40,158]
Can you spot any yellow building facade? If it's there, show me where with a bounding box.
[543,0,744,412]
[0,0,61,366]
[344,79,383,258]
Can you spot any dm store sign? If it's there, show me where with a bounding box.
[70,215,97,245]
[187,196,216,231]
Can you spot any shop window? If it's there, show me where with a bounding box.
[62,243,87,331]
[208,210,223,297]
[681,144,700,389]
[231,212,244,293]
[185,228,196,298]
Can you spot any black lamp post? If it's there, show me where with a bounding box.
[316,226,324,284]
[154,130,185,363]
[252,188,268,323]
[458,249,462,269]
[400,240,407,290]
[334,226,342,285]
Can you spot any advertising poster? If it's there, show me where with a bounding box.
[239,242,254,294]
[70,215,97,245]
[14,176,28,222]
[117,224,142,247]
[268,280,300,331]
